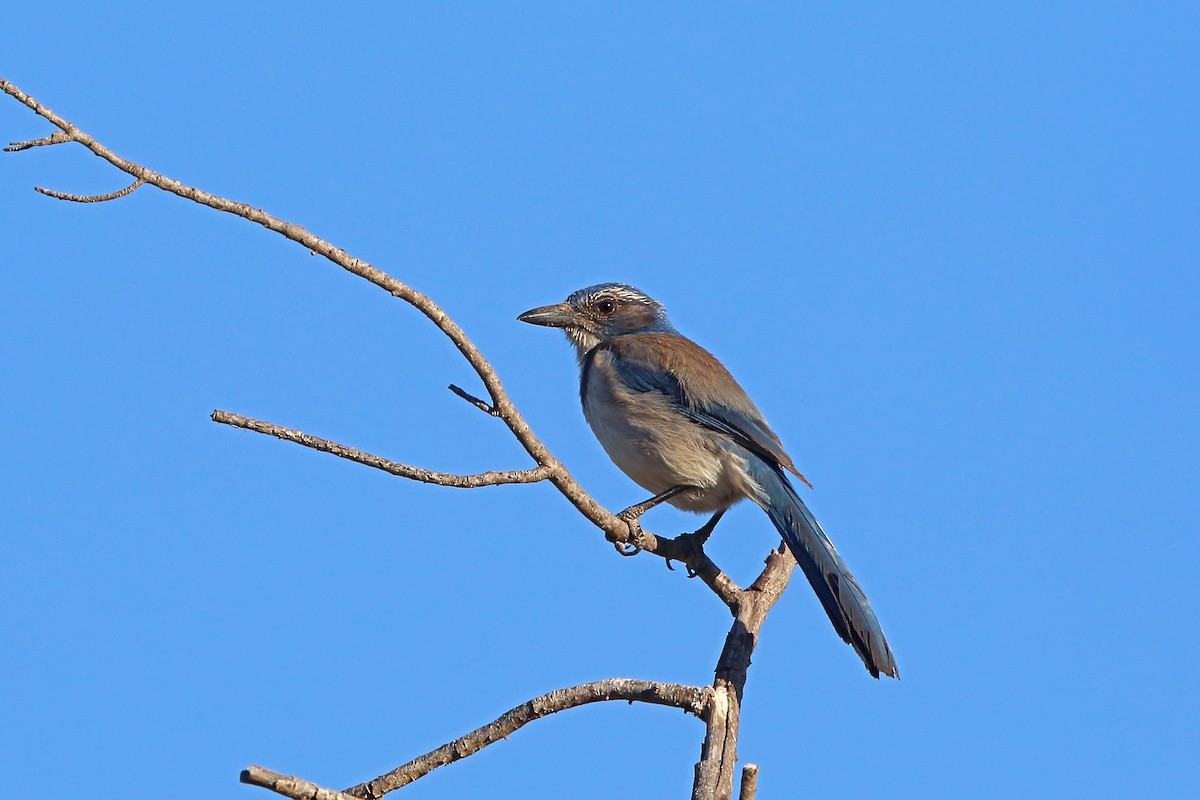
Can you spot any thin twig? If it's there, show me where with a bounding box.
[209,407,743,604]
[343,678,710,798]
[448,383,498,415]
[242,766,361,800]
[35,177,144,203]
[211,410,551,488]
[4,130,70,151]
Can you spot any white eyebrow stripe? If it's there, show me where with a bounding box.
[573,284,651,306]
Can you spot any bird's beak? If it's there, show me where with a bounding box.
[517,302,576,328]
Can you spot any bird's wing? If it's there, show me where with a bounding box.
[601,333,812,487]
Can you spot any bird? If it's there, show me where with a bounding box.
[518,283,898,679]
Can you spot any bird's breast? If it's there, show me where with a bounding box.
[580,357,751,512]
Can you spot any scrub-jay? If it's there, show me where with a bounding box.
[519,283,897,679]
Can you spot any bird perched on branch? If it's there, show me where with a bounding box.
[519,283,897,679]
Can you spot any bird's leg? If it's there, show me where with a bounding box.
[613,485,694,556]
[691,508,726,545]
[617,485,693,521]
[681,513,724,575]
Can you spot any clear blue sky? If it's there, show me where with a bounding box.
[2,4,1197,798]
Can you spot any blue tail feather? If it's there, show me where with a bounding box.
[749,461,898,679]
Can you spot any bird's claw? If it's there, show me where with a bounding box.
[613,539,641,557]
[610,514,644,556]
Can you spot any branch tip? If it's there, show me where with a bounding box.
[4,130,71,151]
[241,765,360,800]
[739,763,760,800]
[34,178,145,203]
[211,409,549,488]
[448,383,499,416]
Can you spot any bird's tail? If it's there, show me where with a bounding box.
[748,461,898,679]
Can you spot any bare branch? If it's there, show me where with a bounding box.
[694,547,797,800]
[242,766,362,800]
[447,383,498,415]
[5,130,72,151]
[344,678,710,798]
[738,764,759,800]
[0,76,563,473]
[0,75,633,560]
[211,410,551,488]
[34,177,144,203]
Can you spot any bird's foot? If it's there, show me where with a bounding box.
[610,485,698,559]
[668,525,713,579]
[611,511,645,557]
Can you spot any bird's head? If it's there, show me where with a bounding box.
[518,283,673,355]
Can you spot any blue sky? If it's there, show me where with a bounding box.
[2,4,1197,798]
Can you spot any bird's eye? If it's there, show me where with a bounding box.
[596,299,616,315]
